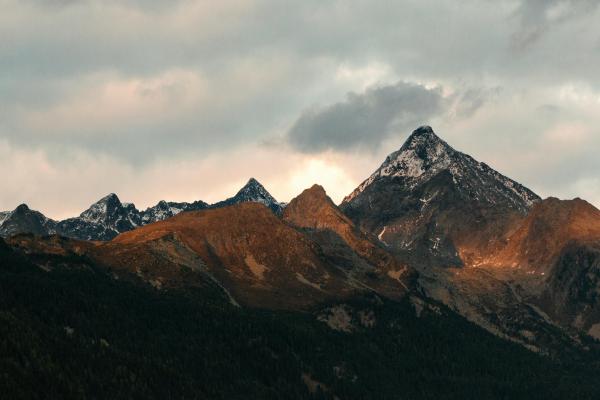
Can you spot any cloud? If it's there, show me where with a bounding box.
[2,0,600,214]
[510,0,600,50]
[0,140,367,219]
[287,82,446,153]
[286,81,498,153]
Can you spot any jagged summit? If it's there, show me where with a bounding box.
[211,178,284,215]
[344,126,539,211]
[246,177,261,186]
[237,178,274,199]
[283,184,344,229]
[403,125,441,145]
[16,203,30,211]
[13,203,32,214]
[343,127,456,202]
[80,193,125,224]
[0,203,56,237]
[141,199,208,224]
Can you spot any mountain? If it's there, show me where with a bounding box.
[0,194,210,241]
[339,126,600,351]
[484,197,600,337]
[56,193,142,241]
[0,204,56,237]
[5,235,600,399]
[101,202,372,309]
[140,200,208,224]
[211,178,284,215]
[283,184,414,299]
[6,126,600,396]
[490,197,600,271]
[0,179,278,241]
[341,125,540,267]
[7,194,412,309]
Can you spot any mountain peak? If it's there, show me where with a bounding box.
[212,178,283,215]
[402,125,447,151]
[239,177,265,193]
[284,184,352,232]
[304,184,327,198]
[407,125,436,140]
[80,193,126,224]
[98,193,121,205]
[14,204,31,213]
[344,126,538,211]
[344,127,455,201]
[246,177,260,186]
[0,204,56,237]
[234,178,273,200]
[383,126,454,178]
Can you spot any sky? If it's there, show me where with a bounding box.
[2,0,600,219]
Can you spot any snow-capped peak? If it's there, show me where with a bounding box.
[80,193,123,224]
[345,126,455,200]
[344,126,539,212]
[377,125,454,180]
[236,178,277,204]
[211,178,284,214]
[141,200,189,224]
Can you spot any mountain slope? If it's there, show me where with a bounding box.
[341,125,540,267]
[491,197,600,270]
[0,212,10,226]
[339,126,600,350]
[483,197,600,337]
[283,184,414,298]
[102,202,363,309]
[3,236,600,399]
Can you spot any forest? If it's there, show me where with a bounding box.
[1,239,600,400]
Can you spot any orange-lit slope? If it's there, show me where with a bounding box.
[102,202,359,309]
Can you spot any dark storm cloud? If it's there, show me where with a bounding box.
[286,82,497,153]
[287,82,446,152]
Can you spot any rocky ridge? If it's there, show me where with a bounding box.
[0,178,280,241]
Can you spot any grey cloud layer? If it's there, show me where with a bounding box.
[287,83,500,153]
[2,0,600,161]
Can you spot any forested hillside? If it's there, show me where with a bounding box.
[1,240,600,399]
